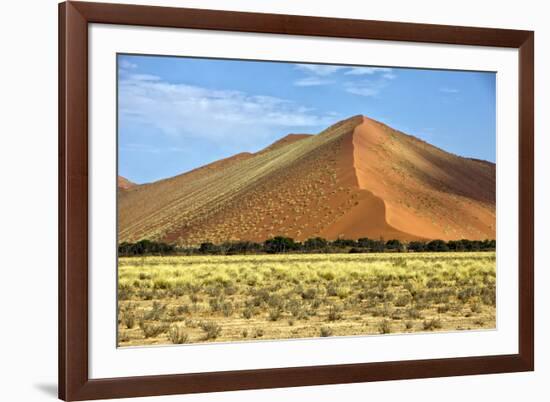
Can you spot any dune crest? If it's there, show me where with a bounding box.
[118,116,495,245]
[118,176,136,190]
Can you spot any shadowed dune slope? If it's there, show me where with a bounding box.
[118,116,495,245]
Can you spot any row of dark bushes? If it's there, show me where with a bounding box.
[118,240,176,256]
[118,237,496,256]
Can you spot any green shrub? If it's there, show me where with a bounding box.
[327,304,343,321]
[320,326,333,337]
[142,322,168,338]
[123,311,136,329]
[168,325,189,344]
[378,320,392,334]
[422,318,442,331]
[200,321,222,340]
[268,308,282,321]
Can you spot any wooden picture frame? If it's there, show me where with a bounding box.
[59,1,534,400]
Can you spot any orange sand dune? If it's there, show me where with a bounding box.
[258,133,312,154]
[117,176,136,190]
[118,116,495,245]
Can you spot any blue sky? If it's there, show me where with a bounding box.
[118,54,496,184]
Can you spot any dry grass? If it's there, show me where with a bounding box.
[117,252,496,347]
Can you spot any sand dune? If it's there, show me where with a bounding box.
[118,116,495,245]
[118,176,136,190]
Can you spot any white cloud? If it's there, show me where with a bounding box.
[440,87,460,93]
[119,59,137,70]
[128,73,162,82]
[295,64,346,76]
[294,64,397,93]
[344,79,388,97]
[344,67,392,76]
[119,73,333,146]
[294,77,334,87]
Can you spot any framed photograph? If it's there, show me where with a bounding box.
[59,1,534,400]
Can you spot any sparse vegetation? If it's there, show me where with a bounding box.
[118,252,496,346]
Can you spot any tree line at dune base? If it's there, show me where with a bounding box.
[118,237,496,257]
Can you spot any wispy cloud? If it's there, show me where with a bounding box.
[129,73,161,82]
[295,64,346,76]
[440,87,460,93]
[119,73,333,147]
[343,77,393,97]
[344,67,393,76]
[294,76,335,87]
[119,59,137,70]
[294,64,397,94]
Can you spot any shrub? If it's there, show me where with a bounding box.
[356,237,384,251]
[268,308,282,321]
[118,331,130,343]
[304,237,328,250]
[264,236,299,253]
[288,300,304,318]
[221,301,234,317]
[481,287,496,306]
[394,294,411,307]
[144,302,166,321]
[474,318,485,326]
[200,321,222,340]
[422,318,442,331]
[177,304,190,315]
[168,325,189,344]
[385,239,402,250]
[119,240,175,256]
[242,307,254,319]
[142,322,168,338]
[253,328,264,338]
[123,311,136,329]
[406,307,422,319]
[437,304,450,314]
[470,302,482,314]
[407,241,427,252]
[267,294,285,309]
[356,237,372,248]
[301,287,318,300]
[118,283,133,300]
[331,238,357,248]
[226,241,262,254]
[378,320,392,334]
[327,304,343,321]
[198,242,221,254]
[426,240,449,252]
[320,326,333,337]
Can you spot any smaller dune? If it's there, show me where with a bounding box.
[118,175,136,190]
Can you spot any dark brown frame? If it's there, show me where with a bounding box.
[59,1,534,400]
